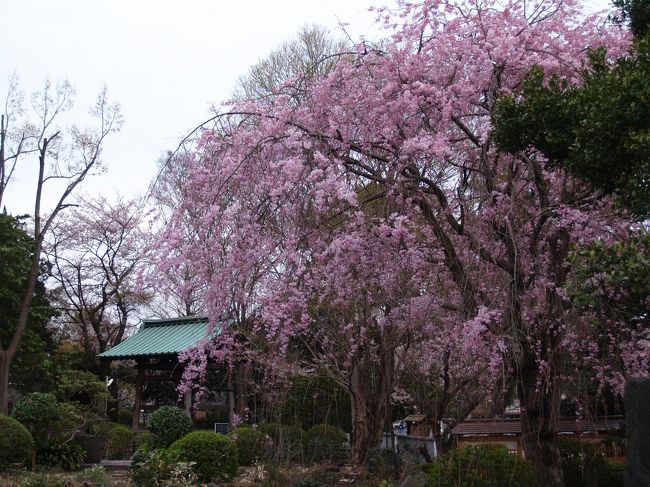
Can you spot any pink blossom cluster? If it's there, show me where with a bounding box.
[153,0,641,426]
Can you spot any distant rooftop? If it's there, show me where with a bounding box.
[452,417,624,436]
[99,316,218,360]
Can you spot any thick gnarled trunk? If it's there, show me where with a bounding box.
[518,349,564,487]
[349,391,387,466]
[348,340,395,466]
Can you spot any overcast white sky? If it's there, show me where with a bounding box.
[0,0,388,215]
[0,0,611,216]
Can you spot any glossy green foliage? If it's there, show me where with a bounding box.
[136,431,159,450]
[493,40,650,217]
[56,369,110,411]
[38,441,85,471]
[568,234,649,326]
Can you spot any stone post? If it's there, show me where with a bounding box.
[625,379,650,487]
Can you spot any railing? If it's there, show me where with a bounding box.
[381,432,438,462]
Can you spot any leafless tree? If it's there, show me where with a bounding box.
[234,24,350,102]
[0,77,122,412]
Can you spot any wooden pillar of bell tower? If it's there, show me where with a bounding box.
[132,362,145,431]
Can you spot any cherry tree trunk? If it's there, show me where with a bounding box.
[518,351,564,487]
[348,345,394,466]
[349,393,386,466]
[234,362,254,419]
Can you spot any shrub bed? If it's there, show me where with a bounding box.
[426,444,538,487]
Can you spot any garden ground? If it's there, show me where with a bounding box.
[0,463,412,487]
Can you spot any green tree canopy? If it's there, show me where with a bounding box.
[493,28,650,217]
[0,214,58,394]
[493,0,650,218]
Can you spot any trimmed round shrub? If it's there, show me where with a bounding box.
[305,423,347,461]
[147,405,194,448]
[427,444,538,487]
[170,431,238,482]
[0,414,34,468]
[228,426,268,465]
[107,424,133,459]
[11,393,60,449]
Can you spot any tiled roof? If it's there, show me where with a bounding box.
[99,316,218,359]
[404,414,427,422]
[452,417,624,436]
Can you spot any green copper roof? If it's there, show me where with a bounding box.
[99,316,217,359]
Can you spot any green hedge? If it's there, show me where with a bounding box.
[170,431,238,482]
[107,424,133,459]
[147,406,194,448]
[0,414,33,468]
[427,444,538,487]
